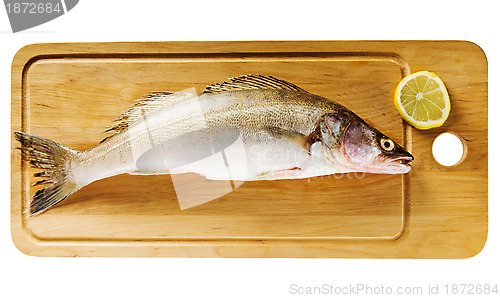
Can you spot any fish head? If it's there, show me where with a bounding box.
[340,120,413,174]
[320,114,413,174]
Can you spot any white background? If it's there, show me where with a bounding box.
[1,1,497,297]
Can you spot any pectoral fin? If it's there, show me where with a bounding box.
[265,126,321,153]
[265,126,309,150]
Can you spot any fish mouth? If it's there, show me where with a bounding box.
[390,155,414,166]
[387,154,414,173]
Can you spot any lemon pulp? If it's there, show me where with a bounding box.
[394,71,450,130]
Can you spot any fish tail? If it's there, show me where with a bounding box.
[14,132,80,216]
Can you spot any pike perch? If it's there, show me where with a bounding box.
[15,74,413,215]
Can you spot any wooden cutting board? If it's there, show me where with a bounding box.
[10,41,487,258]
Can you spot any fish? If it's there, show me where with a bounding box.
[15,74,413,215]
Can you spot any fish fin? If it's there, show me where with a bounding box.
[255,167,302,180]
[101,92,194,143]
[14,132,80,216]
[265,126,310,151]
[204,74,309,94]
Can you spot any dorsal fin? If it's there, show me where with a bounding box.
[204,74,309,94]
[100,91,193,143]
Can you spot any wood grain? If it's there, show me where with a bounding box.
[11,41,487,258]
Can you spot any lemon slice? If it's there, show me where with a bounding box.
[394,71,451,130]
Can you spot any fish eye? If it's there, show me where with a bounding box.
[380,138,395,151]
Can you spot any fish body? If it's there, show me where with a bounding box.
[15,75,413,215]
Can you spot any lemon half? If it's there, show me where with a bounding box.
[394,71,450,130]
